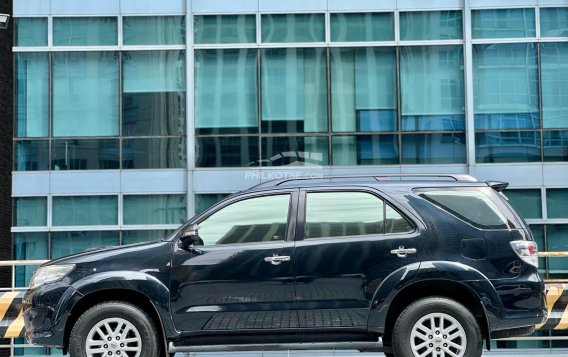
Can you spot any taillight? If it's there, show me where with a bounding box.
[510,240,538,268]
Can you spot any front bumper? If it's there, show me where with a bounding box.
[23,282,82,347]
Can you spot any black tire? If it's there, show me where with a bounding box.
[392,297,482,357]
[69,301,159,357]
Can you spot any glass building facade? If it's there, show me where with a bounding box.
[11,0,568,354]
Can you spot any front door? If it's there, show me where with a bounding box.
[293,188,423,330]
[170,190,298,333]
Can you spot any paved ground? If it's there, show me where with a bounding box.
[173,350,568,356]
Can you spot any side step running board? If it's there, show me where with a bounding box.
[169,340,383,353]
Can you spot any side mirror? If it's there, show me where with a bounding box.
[179,224,203,250]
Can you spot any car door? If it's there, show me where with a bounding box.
[293,187,423,330]
[170,189,298,333]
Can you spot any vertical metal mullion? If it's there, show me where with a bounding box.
[537,42,544,162]
[326,47,332,167]
[48,52,53,169]
[396,46,402,165]
[118,51,123,170]
[186,3,195,218]
[463,0,476,171]
[257,48,262,168]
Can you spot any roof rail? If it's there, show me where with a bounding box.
[253,174,478,189]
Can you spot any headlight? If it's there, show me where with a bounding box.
[29,265,75,290]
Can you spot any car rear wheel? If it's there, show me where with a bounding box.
[69,301,159,357]
[392,297,482,357]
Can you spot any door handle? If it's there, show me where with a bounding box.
[390,246,417,258]
[264,255,291,266]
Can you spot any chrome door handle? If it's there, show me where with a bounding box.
[390,246,417,258]
[264,255,291,266]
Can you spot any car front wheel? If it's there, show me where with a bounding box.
[392,297,482,357]
[69,301,159,357]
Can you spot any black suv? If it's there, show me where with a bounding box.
[23,174,546,357]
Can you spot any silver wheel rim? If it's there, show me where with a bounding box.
[410,312,467,357]
[85,317,142,357]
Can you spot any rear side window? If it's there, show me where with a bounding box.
[418,188,512,229]
[305,191,413,239]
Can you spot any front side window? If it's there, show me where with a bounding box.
[305,191,413,239]
[198,194,291,245]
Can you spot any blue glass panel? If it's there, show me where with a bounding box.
[400,11,462,40]
[13,233,48,287]
[332,135,399,165]
[261,136,329,166]
[475,131,541,163]
[123,195,187,225]
[541,43,568,129]
[472,8,535,39]
[15,52,49,137]
[402,133,466,164]
[14,140,49,171]
[195,194,231,214]
[330,13,394,42]
[262,14,324,43]
[475,113,540,130]
[123,138,186,169]
[123,16,185,45]
[53,17,117,46]
[51,139,120,170]
[358,111,397,132]
[14,18,47,46]
[541,8,568,37]
[13,197,47,226]
[122,230,174,245]
[194,15,255,44]
[544,130,568,162]
[52,196,118,226]
[503,189,542,219]
[196,136,259,168]
[547,189,568,219]
[51,231,119,259]
[402,115,465,131]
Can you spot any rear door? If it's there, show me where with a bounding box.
[293,187,423,330]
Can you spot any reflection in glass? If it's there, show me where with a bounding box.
[51,139,120,170]
[333,135,399,165]
[14,18,47,47]
[52,196,118,226]
[123,195,186,225]
[53,17,117,46]
[503,189,542,219]
[529,225,546,275]
[53,51,119,136]
[194,15,255,44]
[123,138,186,169]
[261,48,327,133]
[475,131,541,163]
[51,231,119,259]
[13,197,47,227]
[123,230,173,245]
[330,13,394,42]
[547,189,568,219]
[331,47,396,132]
[13,233,48,287]
[541,8,568,37]
[400,46,464,131]
[402,133,466,164]
[123,16,185,45]
[123,51,186,136]
[14,140,49,171]
[547,225,568,277]
[473,44,539,130]
[472,9,535,39]
[541,43,568,128]
[195,49,257,134]
[15,52,49,137]
[544,131,568,162]
[400,11,462,40]
[262,136,329,166]
[195,194,231,214]
[262,14,324,43]
[196,136,259,167]
[199,194,290,245]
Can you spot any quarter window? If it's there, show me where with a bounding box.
[305,191,412,239]
[198,194,290,245]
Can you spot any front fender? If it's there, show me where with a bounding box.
[55,271,177,338]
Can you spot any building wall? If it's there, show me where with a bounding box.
[10,0,568,353]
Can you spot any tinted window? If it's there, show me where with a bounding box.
[198,194,290,245]
[305,191,412,239]
[419,188,511,229]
